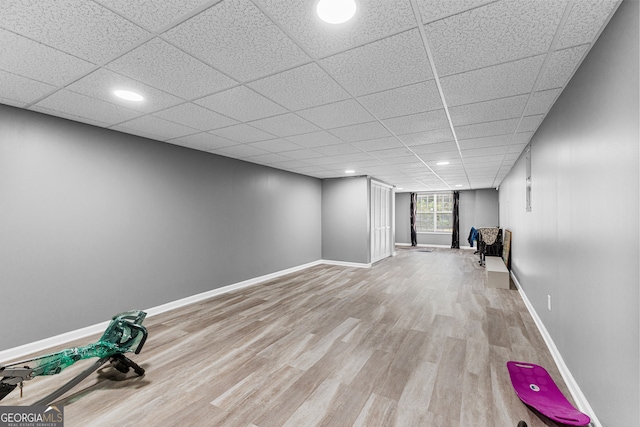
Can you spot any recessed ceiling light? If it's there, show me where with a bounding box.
[436,161,450,166]
[345,170,355,174]
[114,89,144,102]
[455,184,463,187]
[316,0,357,24]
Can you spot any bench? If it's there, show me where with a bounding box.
[485,256,509,289]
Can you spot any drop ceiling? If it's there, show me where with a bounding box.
[0,0,621,191]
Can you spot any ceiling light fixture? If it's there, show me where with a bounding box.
[316,0,357,24]
[436,161,450,166]
[345,170,355,174]
[114,89,144,102]
[455,184,463,187]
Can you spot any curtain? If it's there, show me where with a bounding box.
[451,191,460,249]
[410,192,417,246]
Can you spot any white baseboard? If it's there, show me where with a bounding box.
[144,260,326,318]
[510,271,601,427]
[321,259,371,268]
[396,242,476,250]
[0,321,112,365]
[0,260,326,364]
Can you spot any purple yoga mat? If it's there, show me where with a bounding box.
[507,361,591,426]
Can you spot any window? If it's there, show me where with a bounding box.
[416,192,453,232]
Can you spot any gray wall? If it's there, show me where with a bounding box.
[396,189,499,247]
[498,1,639,425]
[0,105,322,351]
[459,189,499,248]
[321,176,370,264]
[395,192,411,244]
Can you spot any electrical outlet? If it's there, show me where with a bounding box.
[547,295,552,311]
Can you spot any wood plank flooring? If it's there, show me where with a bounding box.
[2,248,574,426]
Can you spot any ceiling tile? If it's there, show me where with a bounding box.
[462,145,509,158]
[257,0,416,58]
[167,132,237,151]
[424,0,565,76]
[0,97,26,108]
[0,0,149,63]
[0,70,55,104]
[164,0,309,81]
[459,135,512,150]
[248,113,320,137]
[33,89,141,125]
[525,89,561,115]
[0,29,95,86]
[383,156,424,167]
[296,99,374,129]
[29,105,113,128]
[537,45,589,91]
[351,137,405,152]
[310,170,340,178]
[328,121,391,143]
[429,158,462,168]
[358,80,442,120]
[518,115,544,133]
[464,156,503,165]
[398,128,454,146]
[509,143,528,154]
[513,132,534,145]
[312,143,363,156]
[290,165,330,174]
[411,141,459,155]
[281,149,324,160]
[331,151,378,163]
[366,166,406,174]
[556,0,619,49]
[211,124,276,143]
[401,163,434,172]
[244,153,291,165]
[455,118,519,140]
[248,62,350,111]
[105,38,237,100]
[66,68,184,113]
[346,158,389,168]
[449,94,528,126]
[153,102,238,131]
[271,160,314,170]
[440,55,545,106]
[213,144,270,159]
[285,130,344,148]
[382,110,450,135]
[248,138,304,153]
[319,29,433,96]
[304,153,373,165]
[417,0,493,23]
[195,85,286,122]
[95,0,213,31]
[367,147,415,159]
[113,115,198,140]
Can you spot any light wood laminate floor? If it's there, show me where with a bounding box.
[2,248,575,426]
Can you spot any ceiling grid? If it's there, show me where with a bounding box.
[0,0,622,191]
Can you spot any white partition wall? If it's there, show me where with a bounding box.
[370,180,395,264]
